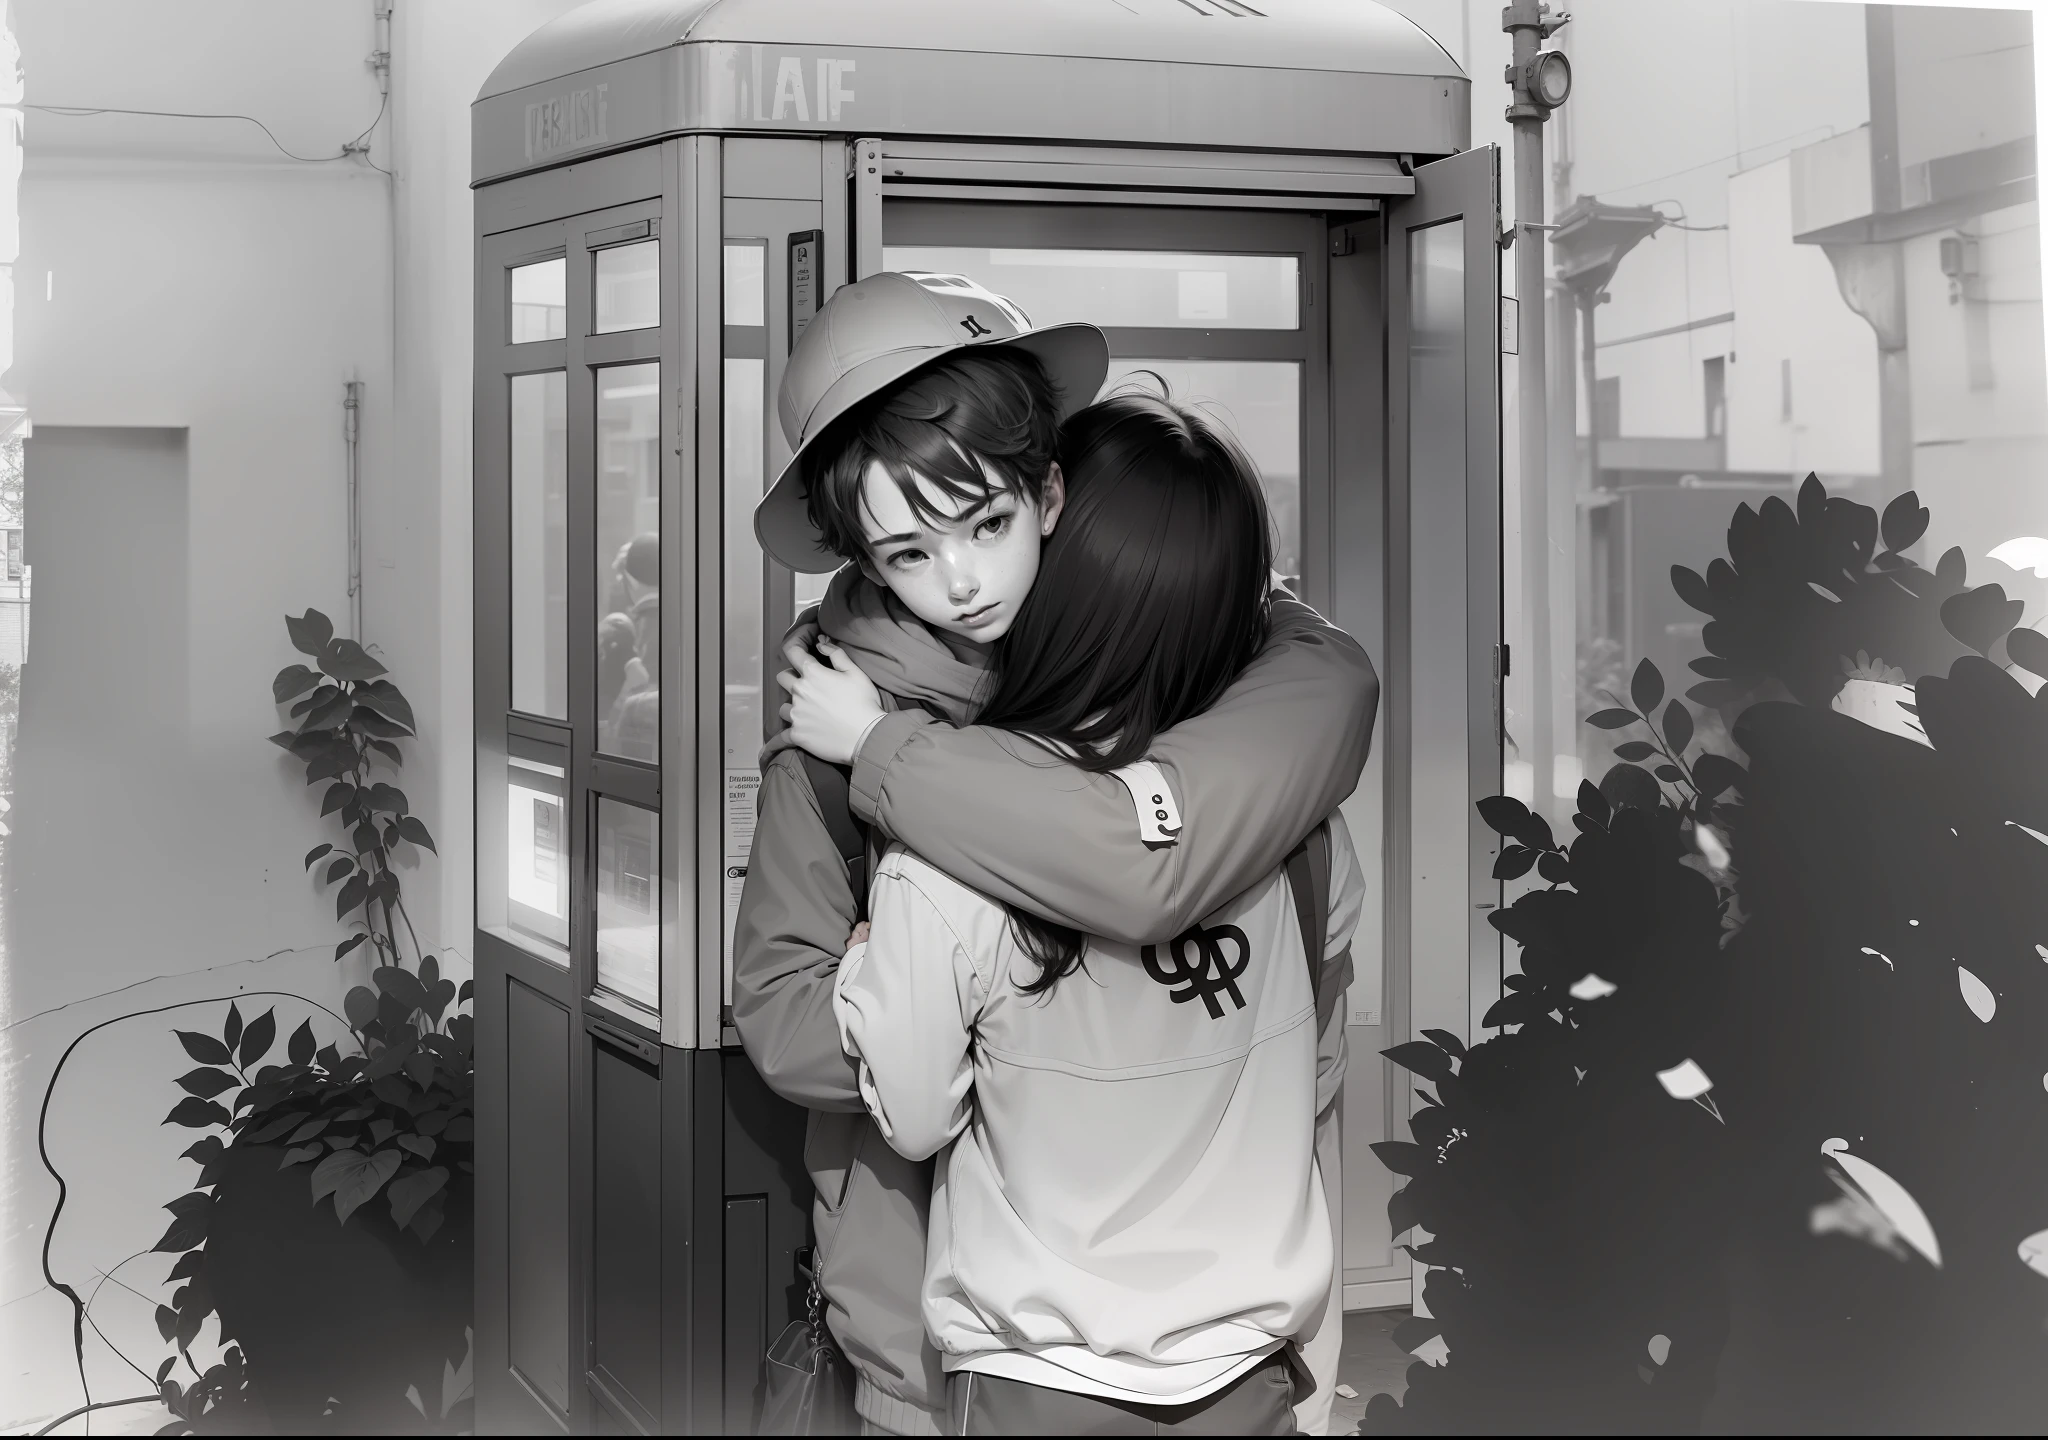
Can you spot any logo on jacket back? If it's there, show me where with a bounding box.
[1142,924,1251,1020]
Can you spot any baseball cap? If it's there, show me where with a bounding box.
[754,271,1110,573]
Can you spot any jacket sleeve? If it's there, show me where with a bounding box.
[832,859,978,1164]
[728,751,866,1113]
[848,595,1379,948]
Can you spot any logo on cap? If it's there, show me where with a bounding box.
[960,315,992,338]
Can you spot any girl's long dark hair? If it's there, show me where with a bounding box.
[977,386,1274,995]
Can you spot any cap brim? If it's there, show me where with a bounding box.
[755,322,1111,574]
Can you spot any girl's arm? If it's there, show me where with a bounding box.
[784,595,1378,948]
[831,858,978,1162]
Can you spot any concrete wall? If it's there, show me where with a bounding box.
[0,2,581,1429]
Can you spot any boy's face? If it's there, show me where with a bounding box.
[855,458,1065,645]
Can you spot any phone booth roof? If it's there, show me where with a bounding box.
[473,0,1469,186]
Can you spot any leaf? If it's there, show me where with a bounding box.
[321,782,355,817]
[387,1167,450,1229]
[1492,845,1538,880]
[336,933,370,963]
[324,856,355,885]
[319,637,388,684]
[376,966,430,1016]
[1537,850,1572,885]
[175,1031,232,1067]
[367,783,408,815]
[398,1134,438,1161]
[357,679,418,733]
[1419,1028,1466,1059]
[1662,700,1694,756]
[458,979,474,1004]
[370,739,404,766]
[1942,584,2025,655]
[1670,564,1712,615]
[1937,545,1967,587]
[337,873,370,922]
[285,610,334,658]
[2006,626,2048,680]
[404,1050,436,1087]
[1483,991,1555,1028]
[397,816,438,855]
[245,1111,307,1143]
[1693,752,1751,804]
[289,1116,331,1144]
[1613,740,1657,762]
[443,1116,474,1143]
[303,843,333,871]
[156,1304,179,1342]
[1578,780,1610,826]
[1510,814,1555,853]
[164,1097,232,1129]
[181,1135,225,1167]
[281,1144,325,1168]
[311,1147,404,1224]
[1655,764,1684,783]
[1689,654,1738,678]
[1382,1041,1455,1084]
[153,1210,208,1254]
[1587,707,1639,730]
[287,1019,316,1067]
[238,1010,277,1068]
[1631,658,1665,713]
[1475,795,1531,837]
[1687,679,1749,710]
[176,1067,238,1100]
[1880,490,1930,553]
[222,1002,244,1054]
[351,707,411,740]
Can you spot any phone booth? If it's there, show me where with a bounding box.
[468,1,1501,1432]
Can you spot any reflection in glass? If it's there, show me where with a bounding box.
[883,246,1299,330]
[594,241,659,334]
[596,798,659,1012]
[511,258,566,343]
[724,243,767,327]
[507,759,569,954]
[511,372,568,720]
[1104,360,1304,583]
[723,354,766,1008]
[597,363,660,760]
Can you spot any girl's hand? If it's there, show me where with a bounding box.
[776,634,885,766]
[846,921,871,951]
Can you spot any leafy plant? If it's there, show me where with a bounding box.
[142,610,471,1433]
[1367,479,2048,1432]
[269,608,436,968]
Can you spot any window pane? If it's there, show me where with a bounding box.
[594,241,659,334]
[723,353,766,1008]
[724,243,767,327]
[507,758,569,955]
[597,363,660,760]
[596,798,659,1012]
[883,246,1299,329]
[1103,360,1303,584]
[511,258,566,343]
[511,371,568,720]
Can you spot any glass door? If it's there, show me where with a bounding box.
[880,203,1330,609]
[1382,146,1506,1306]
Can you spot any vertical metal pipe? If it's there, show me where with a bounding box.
[1510,20,1552,808]
[345,379,363,641]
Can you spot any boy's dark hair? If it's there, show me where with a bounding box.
[800,348,1062,560]
[975,386,1275,995]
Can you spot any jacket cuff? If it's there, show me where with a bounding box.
[849,708,938,826]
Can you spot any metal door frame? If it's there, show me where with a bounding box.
[1382,146,1506,1310]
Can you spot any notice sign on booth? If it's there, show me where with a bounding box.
[723,767,761,1004]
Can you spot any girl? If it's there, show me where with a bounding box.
[832,392,1362,1436]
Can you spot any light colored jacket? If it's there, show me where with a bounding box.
[835,815,1363,1408]
[730,572,1379,1434]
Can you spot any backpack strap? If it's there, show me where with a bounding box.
[799,751,871,923]
[1284,823,1334,1006]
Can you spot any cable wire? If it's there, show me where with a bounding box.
[24,102,387,172]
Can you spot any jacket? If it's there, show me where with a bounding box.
[835,815,1365,1406]
[729,570,1379,1432]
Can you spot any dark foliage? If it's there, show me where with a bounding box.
[1367,480,2048,1433]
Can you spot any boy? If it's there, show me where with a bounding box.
[732,272,1376,1436]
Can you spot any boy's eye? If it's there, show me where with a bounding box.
[976,513,1012,540]
[885,548,927,569]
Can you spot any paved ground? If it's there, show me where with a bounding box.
[1330,1307,1415,1434]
